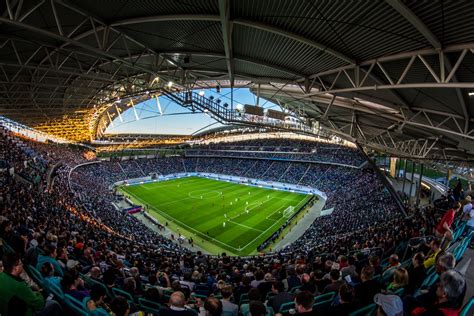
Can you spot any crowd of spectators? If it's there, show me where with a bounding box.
[0,129,471,316]
[186,139,366,167]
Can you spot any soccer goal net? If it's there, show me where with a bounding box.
[283,206,295,218]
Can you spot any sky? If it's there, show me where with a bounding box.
[105,87,281,135]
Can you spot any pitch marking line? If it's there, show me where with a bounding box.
[227,220,264,232]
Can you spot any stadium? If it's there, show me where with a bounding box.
[0,1,473,316]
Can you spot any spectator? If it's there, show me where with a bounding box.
[354,265,381,307]
[221,285,238,316]
[374,293,403,316]
[161,291,196,316]
[370,255,383,277]
[110,296,130,316]
[423,239,442,269]
[199,297,222,316]
[293,291,315,316]
[249,301,267,316]
[435,202,461,242]
[323,283,356,315]
[36,244,63,276]
[411,270,466,315]
[267,281,293,313]
[382,255,400,281]
[323,269,344,294]
[386,268,409,292]
[406,253,425,295]
[61,269,90,301]
[0,252,61,316]
[86,284,111,314]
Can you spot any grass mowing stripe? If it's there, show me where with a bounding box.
[121,176,310,256]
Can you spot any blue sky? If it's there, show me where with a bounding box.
[105,88,280,135]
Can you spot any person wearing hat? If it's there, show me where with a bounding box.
[374,293,403,316]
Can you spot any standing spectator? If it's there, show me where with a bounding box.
[435,202,461,242]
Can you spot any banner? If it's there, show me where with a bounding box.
[390,157,397,178]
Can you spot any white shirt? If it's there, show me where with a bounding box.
[467,209,474,227]
[463,202,472,214]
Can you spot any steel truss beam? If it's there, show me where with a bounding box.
[299,43,474,97]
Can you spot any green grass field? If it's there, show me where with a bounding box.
[120,176,311,256]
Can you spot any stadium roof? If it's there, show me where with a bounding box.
[1,0,474,160]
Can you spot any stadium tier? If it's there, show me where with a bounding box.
[1,125,473,316]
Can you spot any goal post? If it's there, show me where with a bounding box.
[283,206,295,218]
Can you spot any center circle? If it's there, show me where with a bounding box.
[188,190,222,199]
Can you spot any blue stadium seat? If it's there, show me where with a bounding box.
[349,303,377,316]
[460,297,474,316]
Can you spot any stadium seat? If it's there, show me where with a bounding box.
[64,294,89,316]
[111,287,134,304]
[460,297,474,316]
[279,301,295,314]
[139,297,161,315]
[314,291,335,303]
[27,265,45,288]
[349,303,377,316]
[81,274,113,299]
[240,293,249,305]
[44,278,64,301]
[393,287,404,297]
[289,285,302,294]
[313,298,333,310]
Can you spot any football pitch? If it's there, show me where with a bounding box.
[120,176,312,256]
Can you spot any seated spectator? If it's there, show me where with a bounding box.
[257,273,274,300]
[299,273,316,294]
[340,256,358,279]
[406,253,426,295]
[323,269,344,294]
[39,262,61,288]
[374,293,403,316]
[252,270,265,288]
[220,285,238,316]
[234,275,252,304]
[354,266,381,307]
[61,269,90,301]
[110,296,130,316]
[387,268,409,292]
[0,253,62,316]
[87,266,102,281]
[323,283,356,315]
[286,267,301,291]
[36,244,63,276]
[249,300,267,316]
[86,284,111,315]
[241,288,263,316]
[293,291,315,316]
[199,297,222,316]
[161,291,197,316]
[411,270,466,316]
[382,254,400,280]
[267,281,293,313]
[423,239,442,269]
[370,255,383,277]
